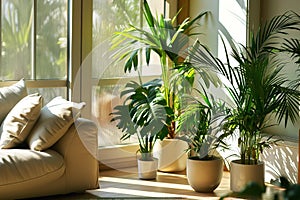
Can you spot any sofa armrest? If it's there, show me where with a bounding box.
[52,118,99,192]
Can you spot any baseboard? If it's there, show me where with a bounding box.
[98,143,139,170]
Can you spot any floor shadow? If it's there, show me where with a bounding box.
[22,192,101,200]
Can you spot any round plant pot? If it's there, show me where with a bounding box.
[230,159,265,192]
[153,138,188,172]
[187,156,223,192]
[137,158,158,180]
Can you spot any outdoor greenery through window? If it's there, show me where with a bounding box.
[0,0,68,102]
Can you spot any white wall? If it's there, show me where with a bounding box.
[189,0,219,55]
[260,0,300,21]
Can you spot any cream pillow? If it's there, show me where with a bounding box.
[27,96,86,151]
[0,79,28,124]
[0,93,43,149]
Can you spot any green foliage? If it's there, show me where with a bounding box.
[280,15,300,88]
[111,0,215,139]
[93,0,140,46]
[189,11,300,165]
[220,181,266,199]
[1,1,32,79]
[112,0,209,72]
[271,176,300,200]
[177,86,227,159]
[36,0,67,79]
[223,176,300,199]
[1,0,67,80]
[222,11,300,165]
[111,79,174,157]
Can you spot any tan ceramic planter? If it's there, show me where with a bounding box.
[153,139,188,172]
[230,160,265,192]
[137,158,158,180]
[187,157,223,192]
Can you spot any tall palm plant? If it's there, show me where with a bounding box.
[187,11,300,165]
[112,0,219,139]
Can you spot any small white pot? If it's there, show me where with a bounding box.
[230,159,265,192]
[187,157,223,192]
[137,158,158,180]
[153,138,188,172]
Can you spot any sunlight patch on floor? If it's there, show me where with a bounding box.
[157,171,187,178]
[99,176,193,190]
[98,187,220,200]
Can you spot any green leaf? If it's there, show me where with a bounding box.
[124,50,139,72]
[146,47,151,65]
[143,0,154,28]
[111,79,174,152]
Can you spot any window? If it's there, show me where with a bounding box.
[91,0,248,147]
[218,0,247,63]
[0,0,249,147]
[0,0,250,169]
[0,0,68,103]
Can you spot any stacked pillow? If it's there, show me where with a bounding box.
[0,93,43,148]
[0,79,86,151]
[27,96,86,151]
[0,79,28,124]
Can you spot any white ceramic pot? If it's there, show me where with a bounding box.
[153,138,188,172]
[230,159,265,192]
[137,158,158,180]
[187,156,223,192]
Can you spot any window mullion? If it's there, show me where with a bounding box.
[0,0,2,80]
[138,0,143,74]
[31,0,37,80]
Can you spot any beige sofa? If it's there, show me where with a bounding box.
[0,79,99,199]
[0,117,99,200]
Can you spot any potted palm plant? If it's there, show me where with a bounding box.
[112,0,219,172]
[186,11,300,192]
[111,79,173,179]
[177,87,226,192]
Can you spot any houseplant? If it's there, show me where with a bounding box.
[177,87,226,192]
[187,11,300,192]
[112,0,219,172]
[111,79,173,179]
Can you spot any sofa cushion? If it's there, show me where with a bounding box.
[0,93,43,149]
[27,96,86,151]
[0,79,28,124]
[0,149,65,186]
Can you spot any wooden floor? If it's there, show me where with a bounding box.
[93,167,232,199]
[28,167,283,199]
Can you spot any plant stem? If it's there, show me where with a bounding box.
[160,52,176,139]
[161,52,169,106]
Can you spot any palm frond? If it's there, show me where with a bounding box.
[275,86,300,126]
[186,40,222,88]
[249,11,300,60]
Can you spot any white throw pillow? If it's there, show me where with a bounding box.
[27,96,86,151]
[0,93,43,149]
[0,79,28,124]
